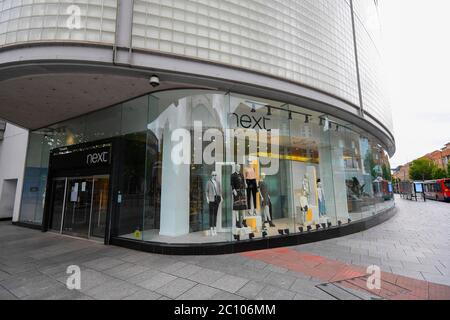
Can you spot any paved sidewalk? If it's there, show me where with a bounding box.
[292,195,450,287]
[0,195,449,300]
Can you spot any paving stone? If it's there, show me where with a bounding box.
[0,286,18,300]
[162,262,188,274]
[421,273,450,287]
[289,278,332,299]
[2,275,62,299]
[85,280,140,300]
[262,272,297,290]
[210,274,249,293]
[122,289,162,300]
[22,283,86,300]
[134,271,177,291]
[82,257,125,271]
[167,264,203,278]
[243,260,268,270]
[211,291,246,300]
[293,293,322,300]
[390,267,425,281]
[400,261,442,274]
[435,265,450,276]
[187,268,225,285]
[155,278,197,299]
[0,270,11,281]
[137,257,178,271]
[104,263,150,280]
[177,284,221,300]
[0,262,38,275]
[255,285,296,300]
[236,281,266,299]
[263,264,289,274]
[120,252,158,264]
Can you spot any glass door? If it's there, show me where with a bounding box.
[49,178,67,232]
[89,175,110,239]
[62,177,94,238]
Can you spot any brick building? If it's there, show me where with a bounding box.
[393,142,450,181]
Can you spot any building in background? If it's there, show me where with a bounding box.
[393,163,412,182]
[0,0,395,254]
[0,121,28,220]
[425,143,450,170]
[393,142,450,182]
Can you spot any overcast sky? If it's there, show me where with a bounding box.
[379,0,450,167]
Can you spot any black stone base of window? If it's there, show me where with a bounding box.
[111,206,397,256]
[12,221,43,230]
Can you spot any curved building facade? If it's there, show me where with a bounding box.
[0,0,395,254]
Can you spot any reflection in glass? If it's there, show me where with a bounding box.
[19,88,396,247]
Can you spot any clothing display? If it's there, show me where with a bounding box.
[246,179,257,210]
[206,179,222,228]
[244,166,257,180]
[259,180,275,227]
[244,166,258,210]
[206,179,222,205]
[259,180,270,208]
[317,182,326,216]
[231,171,247,211]
[209,201,219,228]
[302,175,311,200]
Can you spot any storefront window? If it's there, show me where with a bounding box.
[19,89,395,245]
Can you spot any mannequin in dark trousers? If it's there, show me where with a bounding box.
[244,160,258,214]
[206,171,222,236]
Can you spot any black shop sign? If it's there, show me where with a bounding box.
[50,145,111,171]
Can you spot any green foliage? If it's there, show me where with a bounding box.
[448,161,450,178]
[382,163,392,181]
[409,158,435,181]
[432,167,447,180]
[364,152,377,180]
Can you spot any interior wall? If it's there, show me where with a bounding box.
[0,124,28,220]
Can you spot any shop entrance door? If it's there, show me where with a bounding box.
[49,175,109,240]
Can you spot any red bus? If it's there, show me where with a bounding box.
[423,179,450,202]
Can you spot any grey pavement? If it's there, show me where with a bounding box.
[0,195,449,300]
[294,195,450,286]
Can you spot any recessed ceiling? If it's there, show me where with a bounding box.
[0,73,191,130]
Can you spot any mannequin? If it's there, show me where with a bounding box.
[206,171,222,236]
[244,159,258,214]
[231,164,247,228]
[259,173,275,227]
[299,177,309,224]
[317,179,326,217]
[302,174,310,201]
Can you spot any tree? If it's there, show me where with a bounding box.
[382,163,392,181]
[432,167,447,180]
[409,158,436,181]
[364,152,377,180]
